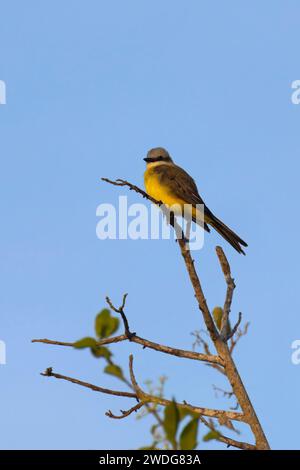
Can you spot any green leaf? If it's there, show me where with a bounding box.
[179,408,190,421]
[91,345,111,359]
[163,401,179,447]
[212,307,223,330]
[179,418,199,450]
[95,309,120,338]
[104,364,124,380]
[179,408,199,421]
[73,337,97,349]
[203,430,222,442]
[73,337,111,360]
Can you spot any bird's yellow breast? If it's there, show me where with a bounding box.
[144,166,185,209]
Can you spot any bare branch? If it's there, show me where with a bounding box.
[129,354,145,398]
[32,335,223,366]
[213,384,234,400]
[191,330,226,375]
[128,355,245,423]
[191,330,212,355]
[198,415,256,451]
[41,367,137,399]
[101,179,186,241]
[105,402,144,419]
[229,322,250,354]
[227,312,242,341]
[101,178,158,204]
[213,385,239,411]
[105,293,136,339]
[43,358,247,426]
[32,339,74,347]
[215,246,236,340]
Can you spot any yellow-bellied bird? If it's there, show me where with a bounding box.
[144,147,247,254]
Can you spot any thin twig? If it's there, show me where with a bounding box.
[227,312,242,341]
[192,330,226,374]
[32,336,223,366]
[198,415,256,451]
[106,294,136,339]
[101,179,185,240]
[41,367,137,399]
[128,355,245,423]
[213,385,234,400]
[101,178,158,204]
[42,359,247,424]
[129,355,143,397]
[105,402,144,419]
[215,246,236,340]
[229,322,250,354]
[213,385,239,411]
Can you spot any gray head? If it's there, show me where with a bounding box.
[144,147,173,164]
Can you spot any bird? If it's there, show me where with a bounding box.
[143,147,247,254]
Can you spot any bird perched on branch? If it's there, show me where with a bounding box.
[143,147,247,254]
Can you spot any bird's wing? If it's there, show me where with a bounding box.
[153,164,212,232]
[151,164,247,253]
[154,164,206,206]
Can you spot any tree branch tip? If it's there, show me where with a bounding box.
[227,312,243,341]
[121,293,128,309]
[41,367,53,377]
[105,402,144,419]
[106,292,128,313]
[128,354,142,396]
[215,245,225,256]
[215,246,231,277]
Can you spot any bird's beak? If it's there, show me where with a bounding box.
[144,157,152,162]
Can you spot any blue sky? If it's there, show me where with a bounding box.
[1,0,300,450]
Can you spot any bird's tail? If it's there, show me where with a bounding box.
[193,211,248,255]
